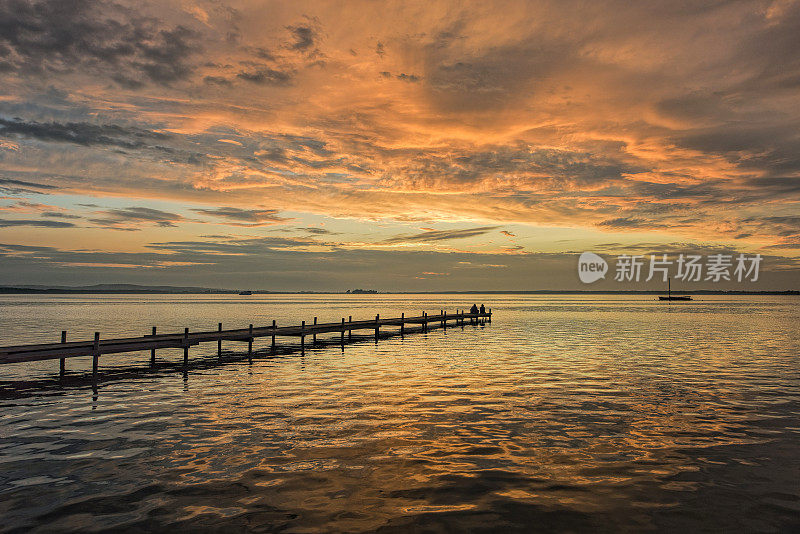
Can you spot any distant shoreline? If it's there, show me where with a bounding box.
[0,287,797,295]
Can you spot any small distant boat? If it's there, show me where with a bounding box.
[238,290,253,295]
[658,278,692,301]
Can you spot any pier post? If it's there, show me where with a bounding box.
[348,316,352,340]
[440,310,444,328]
[248,324,253,363]
[217,323,222,360]
[313,317,317,344]
[183,328,189,367]
[92,332,99,379]
[60,331,66,378]
[1,310,496,376]
[150,326,157,366]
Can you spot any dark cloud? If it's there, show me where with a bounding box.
[381,71,421,82]
[732,2,800,94]
[383,226,498,244]
[287,25,315,51]
[765,243,800,249]
[656,92,734,123]
[192,207,290,226]
[0,218,74,227]
[0,0,202,85]
[743,177,800,195]
[279,134,333,157]
[654,6,800,181]
[0,177,57,194]
[426,39,570,112]
[203,75,233,86]
[628,181,724,201]
[381,145,637,190]
[0,118,169,148]
[2,238,795,290]
[41,211,80,219]
[597,217,649,228]
[739,216,800,240]
[666,122,800,184]
[146,235,318,254]
[250,47,276,61]
[396,73,421,82]
[236,67,293,85]
[296,226,337,235]
[89,206,184,229]
[592,242,746,255]
[256,147,288,163]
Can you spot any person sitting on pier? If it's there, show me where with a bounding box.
[470,304,479,314]
[479,304,485,314]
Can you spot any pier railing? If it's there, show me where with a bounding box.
[0,309,492,376]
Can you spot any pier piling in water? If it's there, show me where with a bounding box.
[0,309,493,379]
[248,324,253,363]
[183,328,189,367]
[151,326,157,366]
[92,332,99,379]
[60,331,66,378]
[217,323,222,360]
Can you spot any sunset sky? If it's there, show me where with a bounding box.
[1,0,798,290]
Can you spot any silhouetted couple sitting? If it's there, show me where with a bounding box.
[469,304,486,314]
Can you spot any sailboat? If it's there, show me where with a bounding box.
[658,277,692,301]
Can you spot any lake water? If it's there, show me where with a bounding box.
[1,294,798,532]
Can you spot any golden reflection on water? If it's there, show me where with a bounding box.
[0,294,798,532]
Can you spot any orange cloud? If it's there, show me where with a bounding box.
[0,0,798,260]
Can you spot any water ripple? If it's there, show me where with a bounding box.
[0,294,798,532]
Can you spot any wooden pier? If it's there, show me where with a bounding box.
[0,309,492,378]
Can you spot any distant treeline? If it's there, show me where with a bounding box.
[0,287,796,295]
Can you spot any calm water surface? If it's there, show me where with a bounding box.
[0,294,798,532]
